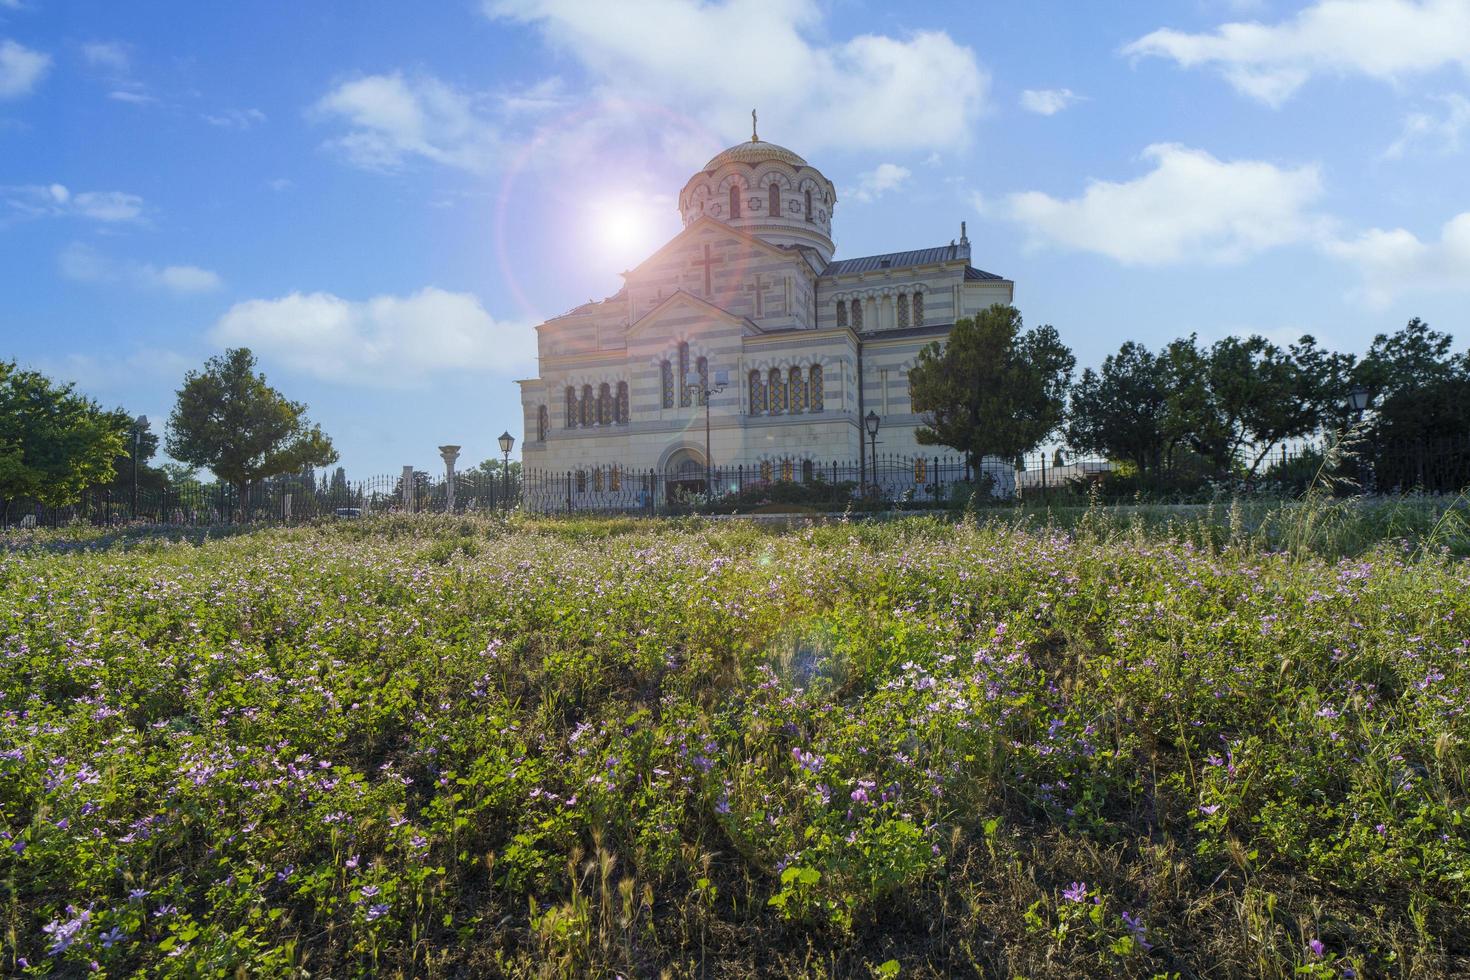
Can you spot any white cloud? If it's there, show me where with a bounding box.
[267,177,294,192]
[1124,0,1470,106]
[3,184,144,222]
[483,0,989,153]
[1019,88,1082,115]
[1324,211,1470,307]
[210,288,536,386]
[1001,143,1328,264]
[313,72,501,172]
[1384,92,1470,157]
[848,162,911,203]
[81,40,130,73]
[0,37,49,98]
[107,90,157,105]
[60,243,223,294]
[203,107,267,129]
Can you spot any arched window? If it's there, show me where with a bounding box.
[660,361,674,409]
[565,387,577,428]
[610,465,621,491]
[801,459,814,483]
[696,356,709,405]
[729,185,741,218]
[768,183,780,216]
[580,385,594,427]
[679,342,692,407]
[576,470,586,493]
[788,366,804,413]
[897,293,909,329]
[804,189,812,221]
[616,381,629,423]
[912,291,924,327]
[537,404,548,441]
[593,466,603,492]
[768,367,786,413]
[781,458,794,482]
[808,364,824,412]
[850,299,863,329]
[835,300,847,328]
[598,383,612,425]
[914,457,927,484]
[749,369,766,415]
[760,460,772,482]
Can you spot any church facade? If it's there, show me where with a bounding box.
[516,131,1014,499]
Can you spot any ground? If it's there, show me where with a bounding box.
[2,502,1469,977]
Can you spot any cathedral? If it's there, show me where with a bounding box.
[517,123,1014,500]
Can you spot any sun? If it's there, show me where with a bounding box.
[591,197,659,268]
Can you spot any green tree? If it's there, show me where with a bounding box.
[1358,317,1459,402]
[1065,341,1173,475]
[908,305,1075,470]
[100,410,170,496]
[0,361,127,519]
[165,348,338,511]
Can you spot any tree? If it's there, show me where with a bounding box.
[165,348,338,510]
[0,361,126,519]
[100,410,168,496]
[1358,317,1459,403]
[1066,341,1173,475]
[908,305,1074,470]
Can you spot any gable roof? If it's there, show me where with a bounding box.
[623,214,807,280]
[821,243,1004,280]
[625,288,765,340]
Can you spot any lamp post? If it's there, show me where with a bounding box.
[498,431,515,510]
[1346,385,1372,494]
[131,415,148,521]
[864,410,881,493]
[685,370,729,494]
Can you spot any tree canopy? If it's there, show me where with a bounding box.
[166,348,338,502]
[0,361,127,513]
[908,305,1074,468]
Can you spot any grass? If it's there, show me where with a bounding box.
[2,503,1468,977]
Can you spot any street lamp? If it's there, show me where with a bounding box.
[498,431,515,509]
[1345,386,1373,495]
[1347,385,1370,415]
[685,369,729,494]
[131,415,148,521]
[864,410,881,491]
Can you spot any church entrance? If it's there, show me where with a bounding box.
[665,448,707,502]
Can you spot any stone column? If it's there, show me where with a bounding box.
[439,445,461,512]
[401,465,415,512]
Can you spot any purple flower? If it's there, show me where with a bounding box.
[127,888,148,901]
[365,903,390,922]
[360,884,380,898]
[152,904,177,919]
[1199,804,1221,815]
[99,926,127,949]
[42,908,90,955]
[714,793,730,815]
[1062,881,1087,903]
[1308,938,1326,959]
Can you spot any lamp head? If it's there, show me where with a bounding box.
[1347,385,1370,413]
[498,430,515,454]
[864,410,880,437]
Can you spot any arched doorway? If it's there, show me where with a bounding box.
[664,448,706,502]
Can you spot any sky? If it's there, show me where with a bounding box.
[3,0,1469,476]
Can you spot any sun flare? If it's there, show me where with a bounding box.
[591,198,658,268]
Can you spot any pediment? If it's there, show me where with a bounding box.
[626,289,764,340]
[624,216,805,282]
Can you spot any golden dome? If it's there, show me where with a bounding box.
[701,139,809,171]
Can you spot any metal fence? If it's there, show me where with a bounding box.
[1013,436,1470,500]
[4,437,1466,528]
[520,455,1011,515]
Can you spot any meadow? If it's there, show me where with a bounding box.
[2,502,1469,977]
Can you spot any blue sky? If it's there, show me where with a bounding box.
[3,0,1469,475]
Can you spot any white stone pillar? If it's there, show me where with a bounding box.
[439,445,461,512]
[401,465,415,512]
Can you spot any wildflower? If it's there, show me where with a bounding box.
[1121,912,1151,951]
[153,904,177,918]
[714,793,730,815]
[42,908,90,955]
[1308,938,1325,959]
[345,854,359,870]
[365,903,390,922]
[99,926,127,949]
[360,884,380,898]
[1199,804,1221,815]
[127,888,148,901]
[1062,881,1087,903]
